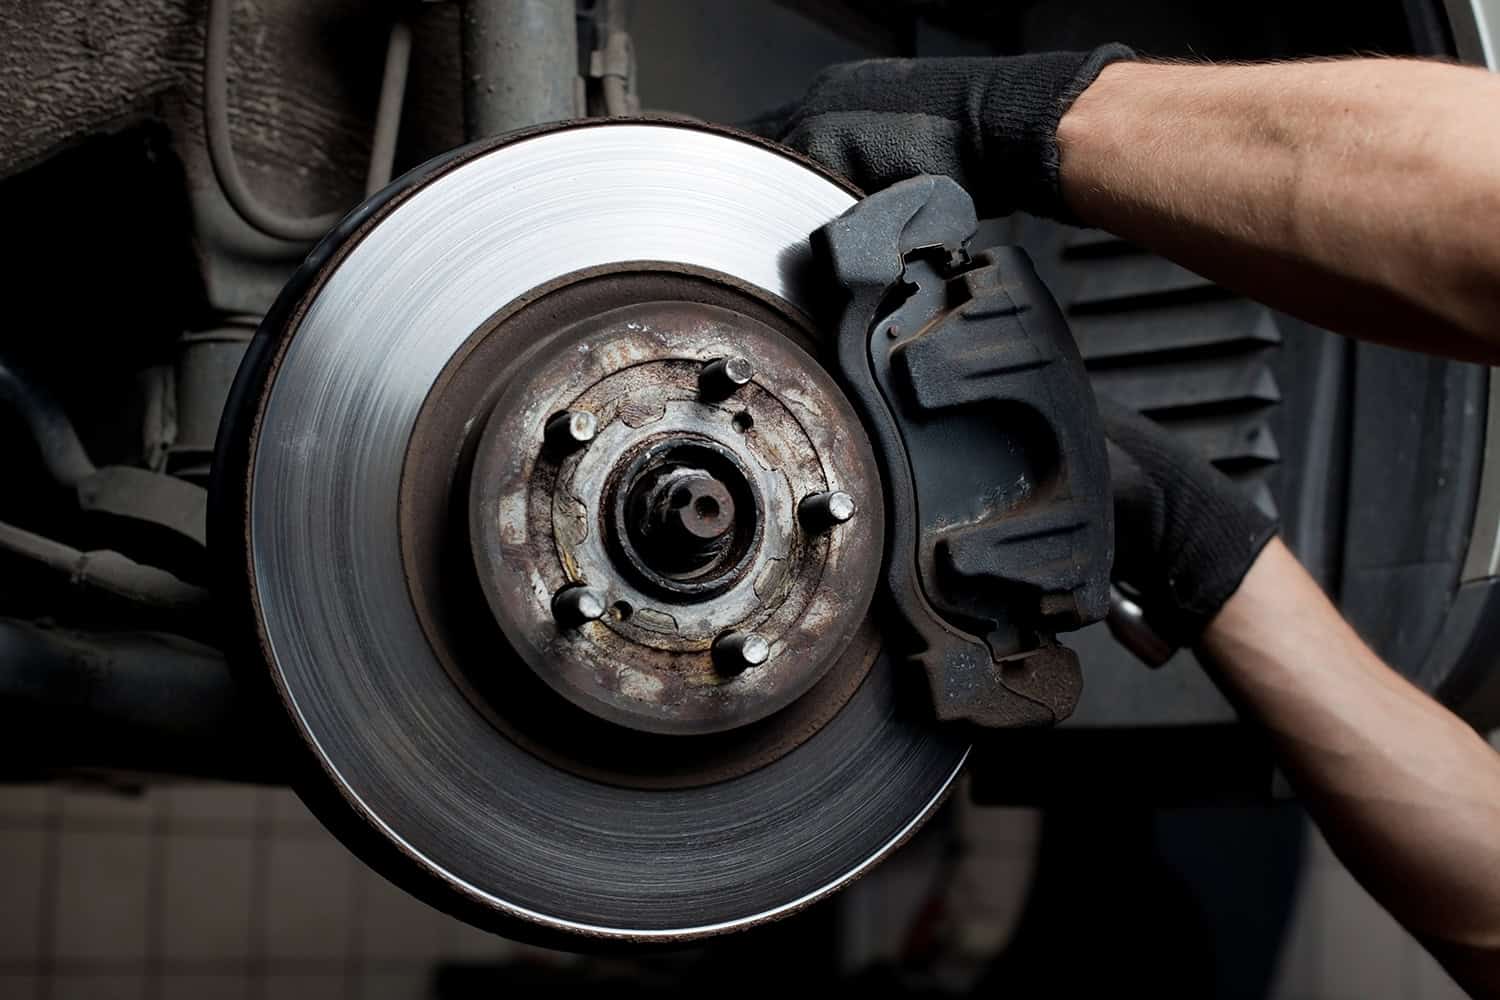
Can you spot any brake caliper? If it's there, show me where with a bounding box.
[816,175,1113,727]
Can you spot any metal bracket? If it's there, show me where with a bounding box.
[815,175,1113,727]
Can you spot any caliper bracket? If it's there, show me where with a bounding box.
[814,175,1113,727]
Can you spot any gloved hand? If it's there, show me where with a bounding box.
[1100,397,1278,649]
[750,45,1134,222]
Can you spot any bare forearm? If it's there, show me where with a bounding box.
[1203,539,1500,990]
[1059,59,1500,361]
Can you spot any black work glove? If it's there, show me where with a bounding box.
[750,45,1134,222]
[1100,397,1278,648]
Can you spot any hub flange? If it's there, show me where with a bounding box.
[455,275,884,737]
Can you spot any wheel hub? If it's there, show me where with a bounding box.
[614,437,751,591]
[456,280,885,737]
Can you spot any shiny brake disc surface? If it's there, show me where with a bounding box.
[234,122,969,942]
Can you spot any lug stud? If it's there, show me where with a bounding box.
[699,357,754,400]
[799,490,856,531]
[544,410,597,454]
[552,584,607,627]
[713,631,771,673]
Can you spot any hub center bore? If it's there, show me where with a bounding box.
[611,437,761,598]
[632,468,736,569]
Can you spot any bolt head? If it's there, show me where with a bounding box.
[545,410,598,455]
[574,589,605,619]
[561,410,597,443]
[699,357,755,400]
[553,584,607,626]
[825,491,856,523]
[714,630,771,673]
[738,633,771,665]
[721,357,753,386]
[799,490,857,531]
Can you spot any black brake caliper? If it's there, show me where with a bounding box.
[815,175,1113,727]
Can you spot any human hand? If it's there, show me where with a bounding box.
[1101,397,1278,649]
[750,46,1133,222]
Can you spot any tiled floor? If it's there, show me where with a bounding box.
[0,782,554,1000]
[0,781,1473,999]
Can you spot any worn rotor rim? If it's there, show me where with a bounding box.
[219,120,970,942]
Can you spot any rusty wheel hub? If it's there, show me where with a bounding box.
[456,279,883,737]
[404,265,884,754]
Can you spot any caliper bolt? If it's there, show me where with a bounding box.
[799,490,856,532]
[699,356,754,400]
[544,410,597,454]
[552,584,607,627]
[713,631,771,673]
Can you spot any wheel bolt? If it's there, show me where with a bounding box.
[799,490,856,532]
[699,357,754,400]
[545,410,597,454]
[552,584,607,627]
[713,631,771,673]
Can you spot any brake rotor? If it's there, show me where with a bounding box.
[213,120,968,943]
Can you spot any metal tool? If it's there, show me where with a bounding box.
[1106,585,1178,668]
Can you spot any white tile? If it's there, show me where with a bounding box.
[1303,821,1340,869]
[158,973,251,1000]
[1316,862,1406,1000]
[164,784,260,829]
[52,830,150,960]
[52,973,144,1000]
[510,943,577,966]
[1415,945,1470,1000]
[264,833,355,959]
[0,830,46,962]
[58,787,160,829]
[356,971,434,1000]
[955,795,1041,854]
[357,869,450,962]
[162,834,255,959]
[441,919,520,962]
[1269,864,1321,999]
[260,789,323,836]
[837,856,938,965]
[948,848,1034,957]
[262,972,346,1000]
[0,785,56,823]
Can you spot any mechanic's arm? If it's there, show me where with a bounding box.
[1103,398,1500,996]
[768,51,1500,362]
[1059,59,1500,361]
[1206,539,1500,995]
